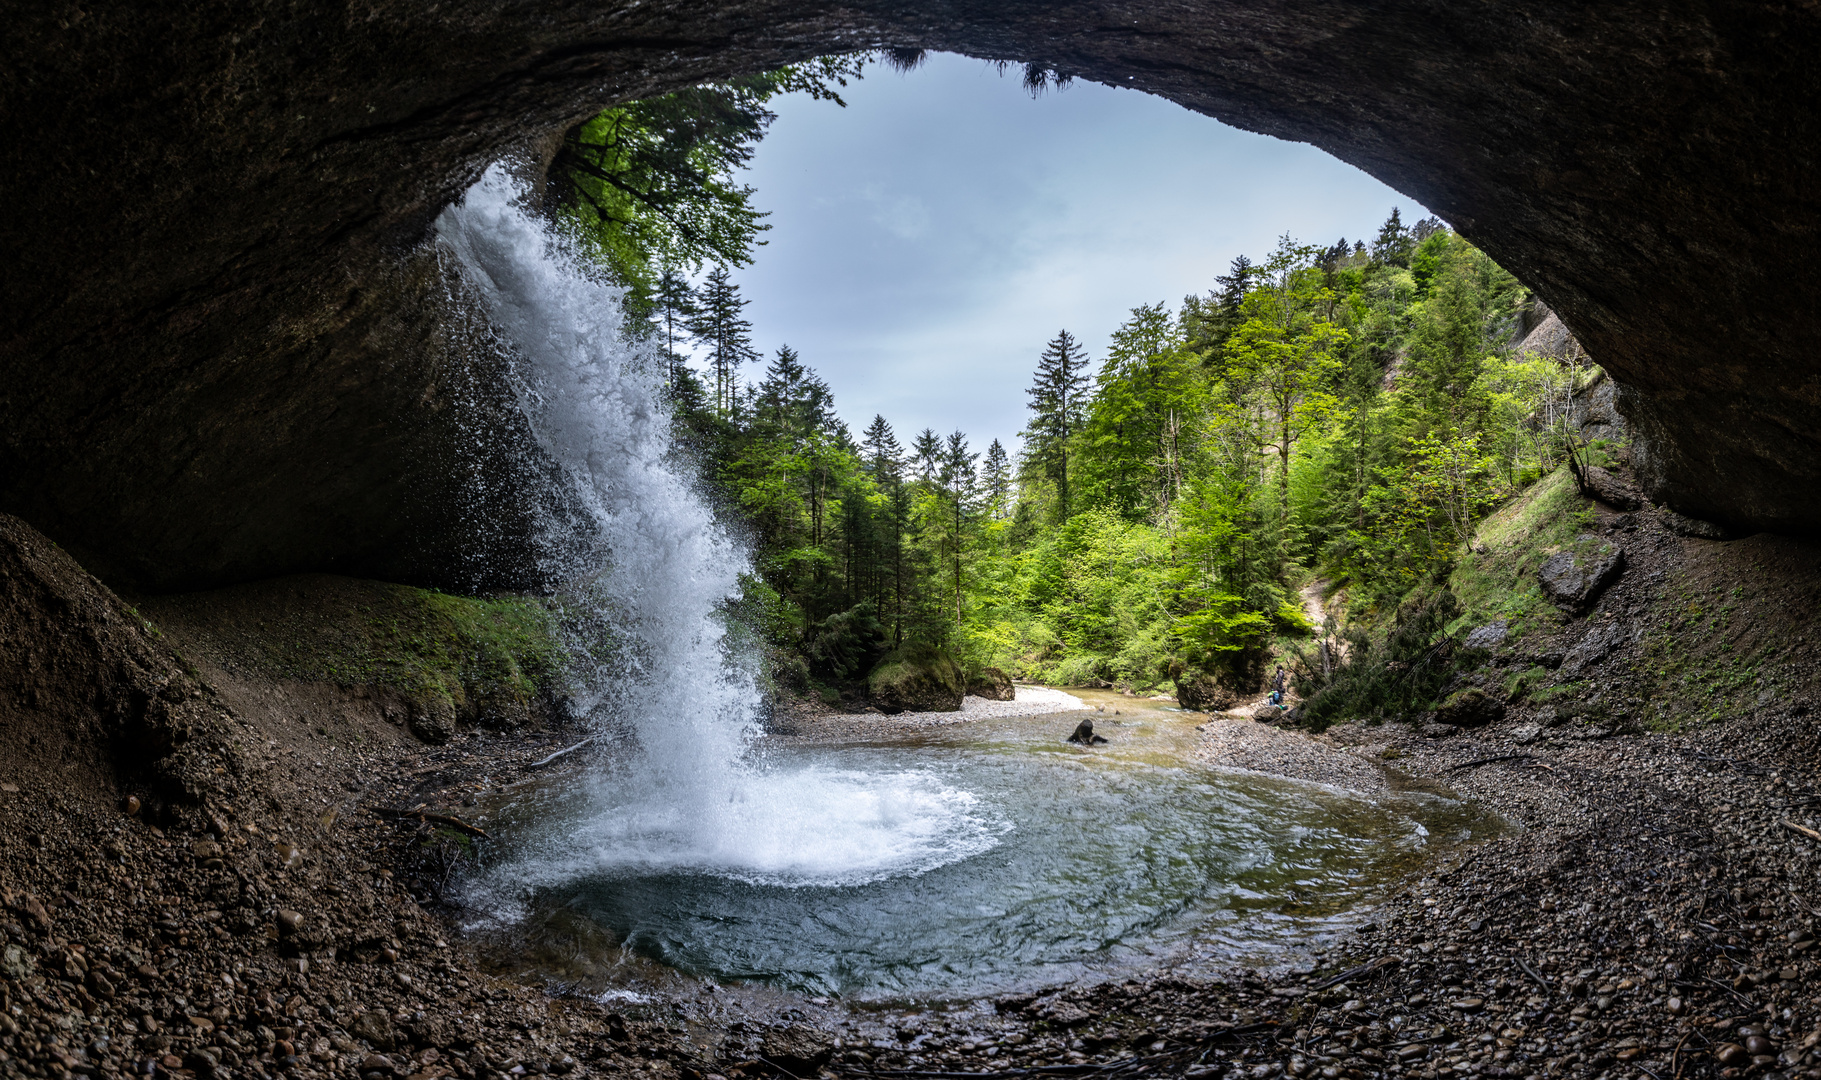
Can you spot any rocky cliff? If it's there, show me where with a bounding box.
[2,2,1819,588]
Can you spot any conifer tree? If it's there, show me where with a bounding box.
[980,439,1011,519]
[688,266,759,416]
[912,428,943,484]
[861,415,900,477]
[755,345,834,436]
[940,431,978,626]
[1372,208,1415,267]
[1022,329,1090,519]
[861,414,909,643]
[652,267,698,385]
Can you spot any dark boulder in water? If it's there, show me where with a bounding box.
[1066,718,1108,745]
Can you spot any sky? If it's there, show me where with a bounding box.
[723,51,1432,458]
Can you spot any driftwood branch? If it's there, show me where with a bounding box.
[1782,818,1821,842]
[1308,956,1400,992]
[529,738,594,769]
[372,805,490,840]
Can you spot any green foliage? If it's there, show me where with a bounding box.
[1076,302,1208,521]
[1294,587,1462,731]
[550,56,868,302]
[571,102,1579,726]
[802,601,889,681]
[1448,464,1591,629]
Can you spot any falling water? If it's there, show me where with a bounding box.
[430,166,1503,997]
[435,166,1001,899]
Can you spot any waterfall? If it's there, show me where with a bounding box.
[437,166,1000,896]
[436,163,755,797]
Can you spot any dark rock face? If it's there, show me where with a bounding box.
[1433,687,1505,728]
[966,666,1015,701]
[1174,669,1236,713]
[0,513,242,816]
[4,2,1821,588]
[1538,536,1626,613]
[1580,466,1644,511]
[1659,508,1738,540]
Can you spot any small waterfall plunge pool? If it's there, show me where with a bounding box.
[460,694,1498,1001]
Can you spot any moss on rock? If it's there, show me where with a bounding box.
[139,574,563,737]
[867,644,964,714]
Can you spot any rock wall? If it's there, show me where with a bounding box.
[0,513,240,819]
[3,1,1819,589]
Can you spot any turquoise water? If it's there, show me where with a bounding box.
[468,701,1493,998]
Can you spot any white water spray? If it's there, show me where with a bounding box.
[436,166,999,893]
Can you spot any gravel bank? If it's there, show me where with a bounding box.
[829,711,1821,1080]
[1195,716,1394,798]
[777,685,1089,739]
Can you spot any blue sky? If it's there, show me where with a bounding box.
[724,51,1431,458]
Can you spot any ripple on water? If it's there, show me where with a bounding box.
[463,707,1499,998]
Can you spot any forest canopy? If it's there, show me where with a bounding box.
[555,66,1599,709]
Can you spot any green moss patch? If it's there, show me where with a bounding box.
[139,574,563,719]
[1450,465,1593,632]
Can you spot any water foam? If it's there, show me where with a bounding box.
[435,165,999,892]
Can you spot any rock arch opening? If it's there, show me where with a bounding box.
[2,1,1815,590]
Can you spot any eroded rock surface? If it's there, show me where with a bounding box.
[2,2,1820,587]
[1539,536,1626,613]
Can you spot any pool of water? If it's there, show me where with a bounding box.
[462,697,1497,999]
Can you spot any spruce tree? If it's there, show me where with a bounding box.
[653,267,698,386]
[940,431,978,627]
[688,266,759,416]
[980,439,1011,519]
[1022,329,1090,519]
[754,345,832,436]
[912,428,943,484]
[861,414,903,482]
[861,414,908,643]
[1372,208,1415,267]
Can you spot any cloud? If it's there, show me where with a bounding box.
[729,52,1429,456]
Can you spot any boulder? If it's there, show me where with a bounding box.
[1433,687,1505,728]
[1253,704,1285,724]
[1460,620,1509,651]
[1509,723,1542,745]
[866,645,965,714]
[1559,619,1640,679]
[966,667,1015,701]
[1419,722,1461,739]
[1174,669,1236,712]
[756,1025,834,1076]
[350,1011,396,1051]
[1580,465,1643,510]
[1659,508,1735,540]
[1538,535,1625,612]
